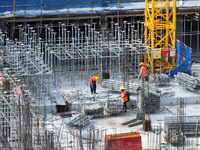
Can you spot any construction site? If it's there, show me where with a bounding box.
[0,0,200,149]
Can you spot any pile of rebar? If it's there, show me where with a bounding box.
[149,74,170,85]
[174,72,200,91]
[67,114,91,127]
[105,99,123,115]
[138,90,161,113]
[82,104,104,116]
[101,79,138,93]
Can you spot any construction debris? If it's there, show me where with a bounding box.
[174,72,200,91]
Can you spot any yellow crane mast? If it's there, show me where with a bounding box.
[144,0,176,73]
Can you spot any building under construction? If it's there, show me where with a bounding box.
[0,0,200,149]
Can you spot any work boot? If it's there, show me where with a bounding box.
[94,92,97,94]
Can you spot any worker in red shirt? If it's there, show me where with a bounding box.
[138,62,147,88]
[119,86,128,112]
[89,76,99,94]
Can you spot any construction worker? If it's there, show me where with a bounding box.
[89,76,99,94]
[119,86,128,112]
[138,62,147,88]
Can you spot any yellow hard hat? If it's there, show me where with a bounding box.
[139,62,145,66]
[119,86,125,91]
[95,76,99,82]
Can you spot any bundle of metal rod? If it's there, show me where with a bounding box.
[149,73,170,85]
[67,114,91,127]
[137,90,161,113]
[82,103,104,116]
[174,72,200,91]
[105,99,123,115]
[101,79,138,93]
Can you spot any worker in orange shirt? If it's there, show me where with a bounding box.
[89,76,99,94]
[138,62,147,88]
[119,86,128,112]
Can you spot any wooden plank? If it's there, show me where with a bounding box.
[52,110,76,116]
[30,109,44,127]
[128,121,143,127]
[121,118,137,125]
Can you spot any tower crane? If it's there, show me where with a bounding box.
[144,0,176,73]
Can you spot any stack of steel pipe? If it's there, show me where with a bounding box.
[161,90,175,98]
[149,74,170,85]
[67,114,91,127]
[174,72,200,91]
[105,99,123,115]
[82,103,104,116]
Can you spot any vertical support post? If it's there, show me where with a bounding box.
[166,0,169,48]
[197,17,199,53]
[67,0,69,25]
[173,0,176,48]
[40,0,43,34]
[190,20,192,48]
[184,16,186,45]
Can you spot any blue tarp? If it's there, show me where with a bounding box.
[1,0,198,17]
[0,0,143,15]
[0,0,101,13]
[165,40,192,78]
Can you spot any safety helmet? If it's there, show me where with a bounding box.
[139,62,145,66]
[95,76,99,82]
[119,86,125,91]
